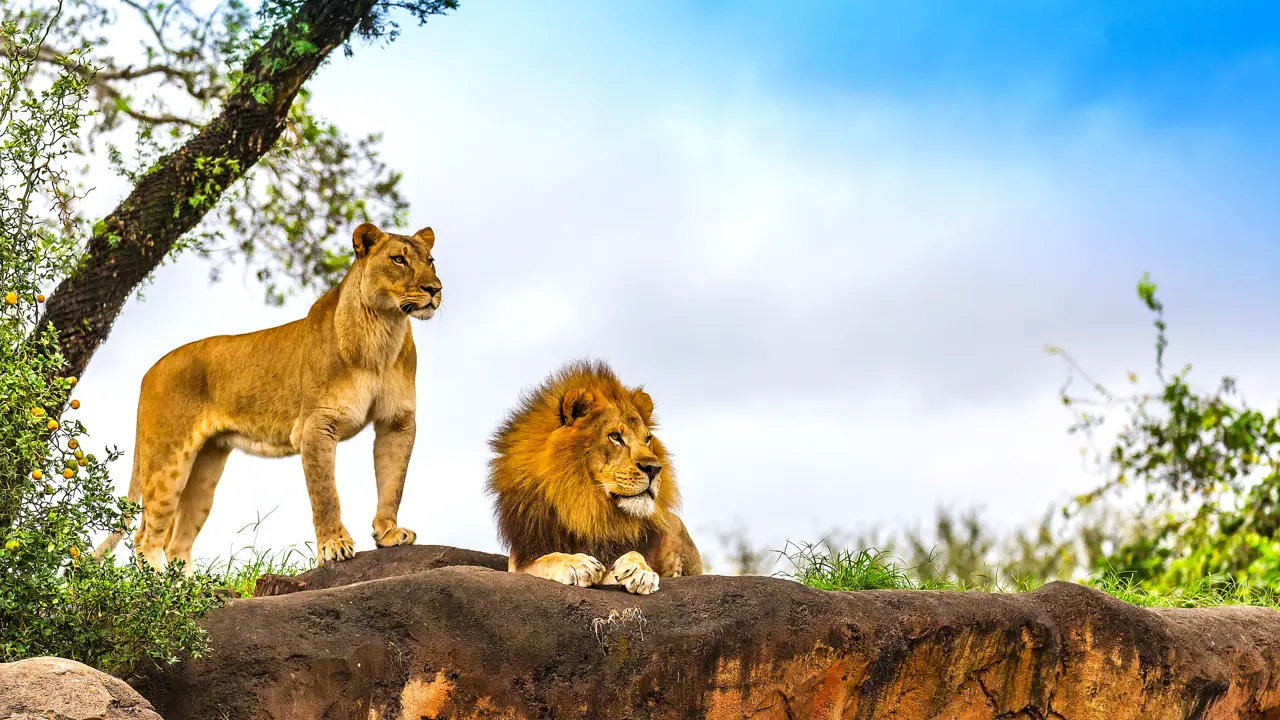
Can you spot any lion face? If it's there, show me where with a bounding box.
[561,385,664,519]
[351,222,442,320]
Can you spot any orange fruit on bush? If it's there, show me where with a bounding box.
[4,292,16,305]
[31,469,42,480]
[62,468,74,479]
[70,399,80,409]
[67,439,78,449]
[46,419,58,431]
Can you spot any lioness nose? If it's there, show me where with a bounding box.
[638,462,661,481]
[421,284,441,297]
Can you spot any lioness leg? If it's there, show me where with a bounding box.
[164,442,231,573]
[371,415,417,547]
[300,414,355,563]
[133,439,200,572]
[601,550,661,595]
[516,552,607,587]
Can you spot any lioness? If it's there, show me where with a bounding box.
[487,360,702,594]
[93,223,441,569]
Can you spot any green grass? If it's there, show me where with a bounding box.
[1088,570,1280,609]
[781,540,1280,609]
[783,542,956,591]
[196,509,316,597]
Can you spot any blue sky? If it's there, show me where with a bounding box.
[666,1,1280,123]
[78,0,1280,570]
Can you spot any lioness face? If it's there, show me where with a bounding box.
[351,223,442,320]
[562,387,664,519]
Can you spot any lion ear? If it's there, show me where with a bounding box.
[352,223,384,259]
[414,226,435,249]
[561,388,595,425]
[632,389,654,424]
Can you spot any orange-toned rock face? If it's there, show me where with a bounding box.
[135,546,1280,719]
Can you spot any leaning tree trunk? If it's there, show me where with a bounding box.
[35,0,379,382]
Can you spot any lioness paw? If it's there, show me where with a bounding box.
[540,553,607,587]
[612,551,660,595]
[373,526,417,548]
[318,529,356,564]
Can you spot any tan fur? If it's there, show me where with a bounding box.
[487,361,702,594]
[93,223,443,570]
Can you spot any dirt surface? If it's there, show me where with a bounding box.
[135,546,1280,719]
[1,656,163,720]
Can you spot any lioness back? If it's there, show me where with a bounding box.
[139,315,314,455]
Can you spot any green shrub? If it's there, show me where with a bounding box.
[1055,275,1280,592]
[0,8,223,677]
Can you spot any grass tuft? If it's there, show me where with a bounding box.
[196,508,316,597]
[780,541,956,591]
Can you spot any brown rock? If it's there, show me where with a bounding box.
[0,656,163,720]
[253,544,508,596]
[135,551,1280,719]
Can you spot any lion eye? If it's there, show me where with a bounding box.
[427,257,435,265]
[609,432,624,445]
[391,255,408,266]
[645,435,653,444]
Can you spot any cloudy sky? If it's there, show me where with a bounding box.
[74,1,1280,571]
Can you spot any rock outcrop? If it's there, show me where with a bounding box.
[0,656,163,720]
[252,544,507,596]
[136,546,1280,719]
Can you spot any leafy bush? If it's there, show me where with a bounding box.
[0,8,223,677]
[1055,275,1280,592]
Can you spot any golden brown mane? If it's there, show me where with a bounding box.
[487,360,681,569]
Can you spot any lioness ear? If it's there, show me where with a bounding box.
[632,389,654,424]
[414,226,435,249]
[352,223,383,259]
[560,388,595,425]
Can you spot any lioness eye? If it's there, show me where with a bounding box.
[391,255,408,266]
[609,432,623,445]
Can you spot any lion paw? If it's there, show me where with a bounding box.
[317,529,356,564]
[541,553,607,587]
[373,525,417,548]
[612,551,660,595]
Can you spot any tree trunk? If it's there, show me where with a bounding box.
[36,0,378,382]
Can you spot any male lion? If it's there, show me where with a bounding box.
[487,361,702,594]
[93,222,442,570]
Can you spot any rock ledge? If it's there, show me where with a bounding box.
[135,545,1280,719]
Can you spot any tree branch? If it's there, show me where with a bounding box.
[35,0,396,382]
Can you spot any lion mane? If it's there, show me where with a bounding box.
[487,360,699,575]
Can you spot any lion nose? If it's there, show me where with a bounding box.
[421,284,441,297]
[638,462,661,481]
